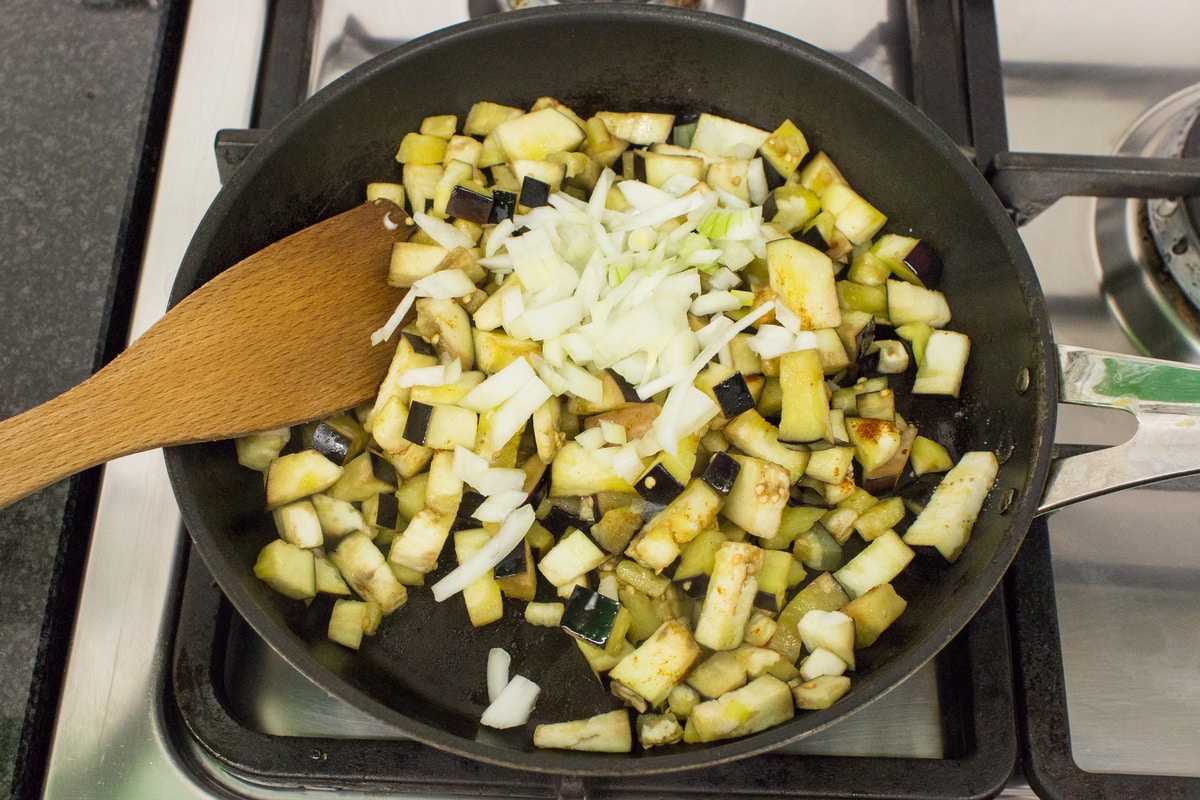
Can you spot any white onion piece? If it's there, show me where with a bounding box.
[772,298,803,333]
[653,383,719,455]
[395,363,448,389]
[559,361,603,404]
[690,291,744,317]
[452,445,490,487]
[747,157,769,206]
[413,268,476,299]
[460,357,536,412]
[485,218,517,257]
[473,490,529,523]
[487,647,511,704]
[588,168,616,219]
[600,420,627,445]
[708,266,742,291]
[370,289,418,346]
[611,444,645,484]
[574,426,607,452]
[431,504,535,602]
[522,296,584,341]
[487,376,552,453]
[413,212,475,251]
[480,674,541,729]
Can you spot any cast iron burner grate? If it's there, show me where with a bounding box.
[169,547,1018,799]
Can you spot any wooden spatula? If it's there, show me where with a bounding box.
[0,200,412,509]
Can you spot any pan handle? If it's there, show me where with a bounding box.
[1039,344,1200,513]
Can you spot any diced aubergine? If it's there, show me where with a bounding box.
[902,450,999,562]
[872,234,944,287]
[720,454,789,540]
[842,583,908,648]
[700,451,741,496]
[833,530,915,599]
[635,461,686,506]
[488,189,517,223]
[519,175,551,208]
[608,619,702,707]
[710,372,756,418]
[686,650,748,699]
[444,184,494,225]
[759,118,810,185]
[454,528,504,627]
[533,709,632,753]
[273,499,323,549]
[778,349,833,446]
[797,608,856,668]
[265,449,345,510]
[253,539,316,600]
[693,541,763,651]
[538,528,608,587]
[330,532,407,613]
[236,427,292,472]
[561,585,622,648]
[687,674,794,743]
[495,537,537,601]
[309,415,368,466]
[767,238,842,330]
[402,401,434,446]
[792,675,852,710]
[722,408,809,483]
[912,329,971,397]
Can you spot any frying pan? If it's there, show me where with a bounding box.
[164,5,1200,775]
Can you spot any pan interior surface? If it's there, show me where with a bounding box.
[166,5,1053,775]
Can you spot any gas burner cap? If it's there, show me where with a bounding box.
[1096,83,1200,363]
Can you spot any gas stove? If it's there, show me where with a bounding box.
[33,1,1200,798]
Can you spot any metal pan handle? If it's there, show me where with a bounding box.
[1039,344,1200,513]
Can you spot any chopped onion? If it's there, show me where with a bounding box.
[413,268,476,299]
[473,490,529,523]
[611,443,645,484]
[431,505,535,602]
[395,363,449,389]
[690,290,745,317]
[480,674,540,729]
[413,212,475,251]
[487,375,552,453]
[460,357,536,412]
[574,426,607,451]
[487,647,511,703]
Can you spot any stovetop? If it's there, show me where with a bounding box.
[35,1,1200,798]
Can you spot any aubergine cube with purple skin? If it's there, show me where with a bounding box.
[899,241,944,287]
[488,189,518,223]
[493,537,529,580]
[635,462,686,506]
[401,330,438,358]
[700,451,741,496]
[795,211,833,252]
[371,491,402,530]
[402,401,434,446]
[309,419,365,466]
[445,184,494,225]
[538,503,591,537]
[561,585,621,648]
[607,368,643,404]
[454,490,487,528]
[519,176,551,208]
[711,372,756,418]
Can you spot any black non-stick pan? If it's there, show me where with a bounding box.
[164,5,1200,775]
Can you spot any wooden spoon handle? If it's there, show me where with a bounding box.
[0,363,157,507]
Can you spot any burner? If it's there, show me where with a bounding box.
[1096,84,1200,362]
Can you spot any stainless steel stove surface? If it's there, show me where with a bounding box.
[39,1,1200,798]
